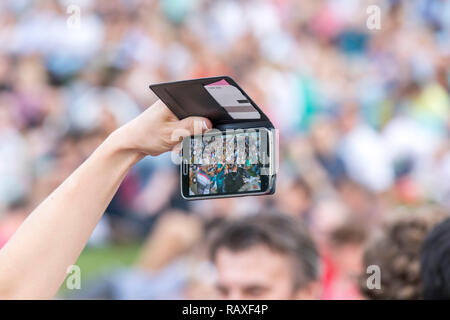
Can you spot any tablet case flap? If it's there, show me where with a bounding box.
[149,76,274,130]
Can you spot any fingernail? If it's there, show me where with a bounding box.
[202,120,211,130]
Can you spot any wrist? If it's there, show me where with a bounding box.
[103,127,145,166]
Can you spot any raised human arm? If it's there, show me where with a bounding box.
[0,100,211,299]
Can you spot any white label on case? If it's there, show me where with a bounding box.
[204,80,261,120]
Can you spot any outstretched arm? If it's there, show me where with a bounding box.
[0,100,211,299]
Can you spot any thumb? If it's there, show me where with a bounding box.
[176,116,212,137]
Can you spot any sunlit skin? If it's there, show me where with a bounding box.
[215,245,320,300]
[0,100,211,299]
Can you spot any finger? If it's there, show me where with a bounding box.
[172,142,182,155]
[146,99,177,120]
[177,116,212,136]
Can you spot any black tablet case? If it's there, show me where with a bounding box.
[149,76,274,131]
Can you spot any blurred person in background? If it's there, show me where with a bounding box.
[274,176,313,223]
[321,219,368,300]
[360,207,448,299]
[338,101,394,193]
[68,210,219,300]
[310,116,346,186]
[420,217,450,300]
[209,213,320,300]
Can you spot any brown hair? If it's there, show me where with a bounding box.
[209,213,319,290]
[360,208,447,299]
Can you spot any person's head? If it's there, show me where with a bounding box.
[420,217,450,299]
[275,176,312,218]
[360,208,447,299]
[324,219,368,300]
[338,100,360,133]
[310,198,349,245]
[310,116,339,156]
[328,220,367,276]
[209,213,320,300]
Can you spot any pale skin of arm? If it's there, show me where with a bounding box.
[0,100,211,299]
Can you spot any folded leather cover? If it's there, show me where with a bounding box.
[149,76,274,130]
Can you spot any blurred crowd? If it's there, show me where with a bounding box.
[0,0,449,299]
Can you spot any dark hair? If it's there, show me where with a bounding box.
[420,217,450,299]
[209,213,319,290]
[291,176,312,198]
[329,220,367,247]
[360,209,447,299]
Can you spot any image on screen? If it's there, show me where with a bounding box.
[188,131,262,196]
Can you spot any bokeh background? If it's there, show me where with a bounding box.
[0,0,449,299]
